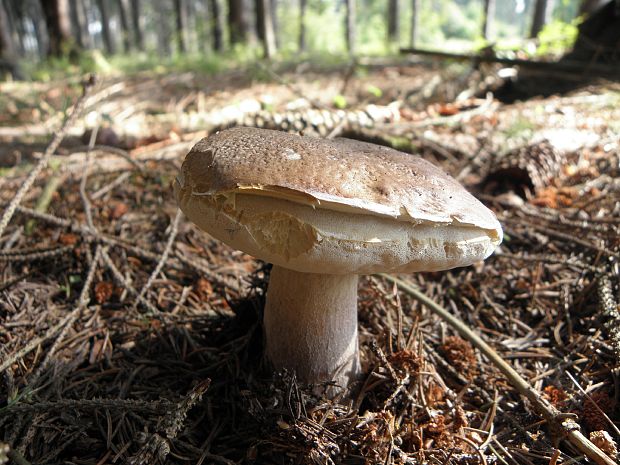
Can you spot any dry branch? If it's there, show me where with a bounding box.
[135,210,183,307]
[399,47,620,79]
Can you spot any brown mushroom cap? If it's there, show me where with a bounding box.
[175,127,502,274]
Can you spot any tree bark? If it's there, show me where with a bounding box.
[482,0,495,40]
[298,0,306,51]
[387,0,399,43]
[345,0,355,55]
[69,0,92,48]
[530,0,554,38]
[155,0,172,55]
[40,0,73,56]
[228,0,248,44]
[0,0,22,78]
[209,0,224,50]
[269,0,278,48]
[0,0,15,57]
[578,0,606,15]
[256,0,276,58]
[5,0,26,56]
[174,0,188,53]
[130,0,144,50]
[116,0,131,51]
[95,0,114,53]
[29,0,49,57]
[409,0,418,47]
[565,0,620,64]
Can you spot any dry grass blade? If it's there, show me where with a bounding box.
[135,210,183,307]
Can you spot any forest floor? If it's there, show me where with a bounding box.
[0,58,619,465]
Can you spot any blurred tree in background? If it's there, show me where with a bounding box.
[0,0,615,80]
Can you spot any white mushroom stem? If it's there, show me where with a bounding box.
[264,266,361,387]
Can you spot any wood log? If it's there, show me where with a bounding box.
[399,47,620,79]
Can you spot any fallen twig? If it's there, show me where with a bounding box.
[597,274,620,365]
[1,397,176,415]
[135,210,183,307]
[127,379,211,465]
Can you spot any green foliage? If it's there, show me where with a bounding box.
[25,51,99,81]
[23,46,266,81]
[9,0,588,82]
[333,94,347,109]
[365,84,382,98]
[535,19,580,56]
[504,116,535,141]
[440,1,481,40]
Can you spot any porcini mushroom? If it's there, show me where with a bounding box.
[175,127,502,388]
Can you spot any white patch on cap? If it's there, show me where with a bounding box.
[282,148,302,160]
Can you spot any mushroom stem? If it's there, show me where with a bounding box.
[264,266,360,387]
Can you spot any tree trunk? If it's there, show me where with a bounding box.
[130,0,144,50]
[95,0,114,53]
[5,0,26,56]
[579,0,607,15]
[530,0,554,38]
[298,0,306,51]
[174,0,188,53]
[185,0,197,52]
[565,0,620,64]
[482,0,495,40]
[256,0,264,40]
[270,0,278,48]
[387,0,399,43]
[409,0,418,47]
[0,0,22,78]
[209,0,224,50]
[228,0,248,44]
[345,0,355,55]
[154,0,172,55]
[40,0,73,56]
[29,0,49,57]
[116,0,131,51]
[256,0,276,58]
[0,0,15,57]
[69,0,92,48]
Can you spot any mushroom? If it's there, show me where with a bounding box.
[175,127,502,388]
